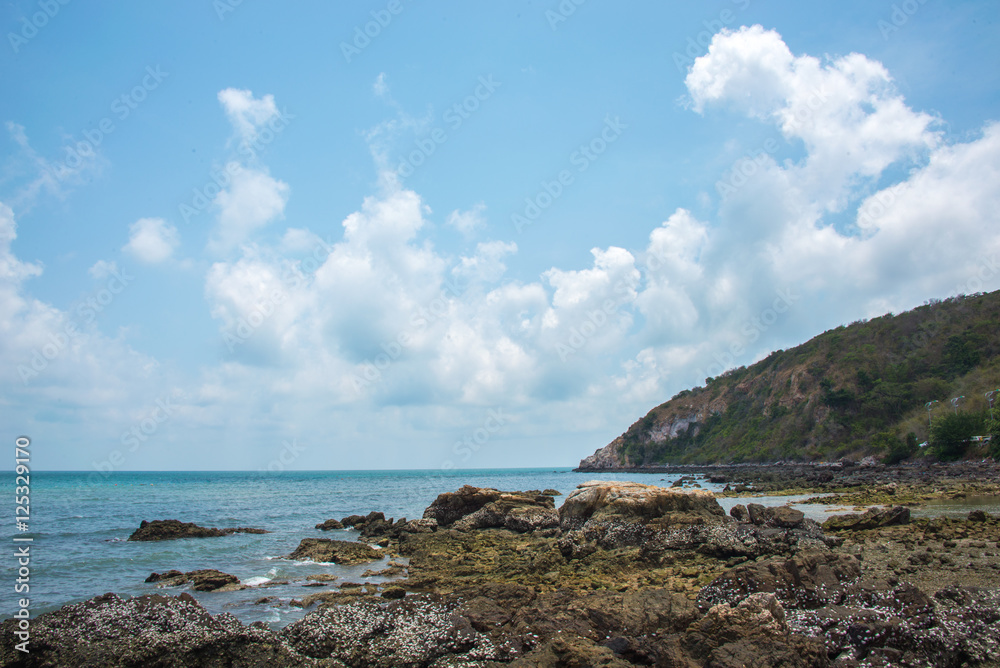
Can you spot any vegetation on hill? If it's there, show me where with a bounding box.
[590,291,1000,466]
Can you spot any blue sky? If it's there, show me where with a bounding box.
[2,1,999,471]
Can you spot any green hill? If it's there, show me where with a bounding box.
[578,291,1000,468]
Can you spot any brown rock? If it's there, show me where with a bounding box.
[285,538,382,564]
[769,506,805,528]
[559,480,724,529]
[314,518,344,531]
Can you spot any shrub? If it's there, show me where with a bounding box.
[930,411,983,461]
[883,432,918,465]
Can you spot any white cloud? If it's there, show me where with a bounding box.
[687,25,939,211]
[210,166,289,251]
[217,88,279,142]
[373,72,389,98]
[453,240,517,285]
[87,260,118,280]
[446,202,487,236]
[123,218,179,263]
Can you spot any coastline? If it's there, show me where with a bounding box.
[3,466,1000,666]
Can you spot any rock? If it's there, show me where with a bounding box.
[280,596,513,665]
[285,538,382,564]
[314,518,344,531]
[558,480,724,530]
[145,569,241,592]
[693,593,789,643]
[698,551,862,610]
[452,496,559,533]
[968,509,988,522]
[340,514,366,527]
[511,635,633,667]
[188,569,241,592]
[127,519,269,541]
[822,505,910,531]
[305,573,338,582]
[542,489,562,496]
[0,592,310,666]
[380,586,406,599]
[404,518,438,533]
[685,593,829,667]
[729,504,749,522]
[769,506,804,528]
[746,503,771,525]
[423,486,559,533]
[423,485,505,526]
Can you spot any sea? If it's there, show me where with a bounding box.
[6,468,1000,629]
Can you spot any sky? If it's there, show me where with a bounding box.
[2,1,999,472]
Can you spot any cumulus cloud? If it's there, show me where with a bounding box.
[687,25,938,211]
[217,88,279,142]
[123,218,179,263]
[210,166,290,251]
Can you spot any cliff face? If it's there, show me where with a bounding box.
[577,291,1000,468]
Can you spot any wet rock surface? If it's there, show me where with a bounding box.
[127,518,270,541]
[6,474,1000,667]
[286,538,383,564]
[822,505,911,531]
[145,568,242,592]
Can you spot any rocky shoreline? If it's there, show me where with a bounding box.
[3,468,1000,667]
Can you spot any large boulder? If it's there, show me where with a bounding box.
[128,519,268,541]
[423,485,505,526]
[423,486,558,533]
[286,538,382,564]
[559,480,725,530]
[146,569,242,592]
[822,505,910,531]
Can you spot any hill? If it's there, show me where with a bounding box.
[578,291,1000,469]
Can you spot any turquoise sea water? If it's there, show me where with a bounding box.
[4,468,704,628]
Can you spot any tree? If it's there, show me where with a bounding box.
[883,432,918,465]
[931,411,982,461]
